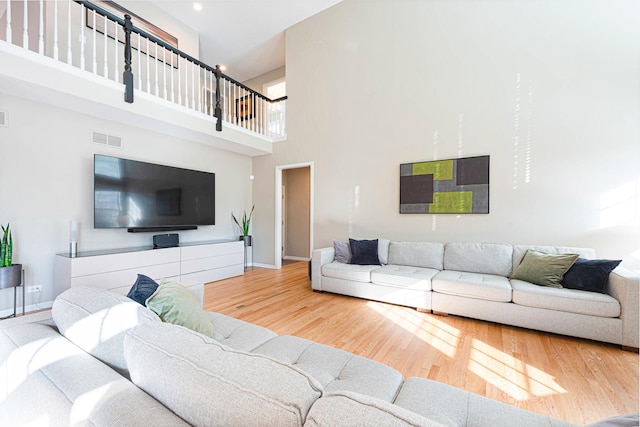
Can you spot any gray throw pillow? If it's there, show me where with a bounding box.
[334,240,352,263]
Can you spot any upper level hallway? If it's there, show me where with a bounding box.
[0,0,287,157]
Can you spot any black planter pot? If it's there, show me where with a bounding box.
[239,235,252,247]
[0,264,22,289]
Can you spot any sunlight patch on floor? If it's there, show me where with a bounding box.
[469,338,566,400]
[366,302,460,357]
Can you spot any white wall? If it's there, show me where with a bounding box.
[252,0,640,269]
[0,93,252,313]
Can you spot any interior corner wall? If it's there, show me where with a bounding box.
[0,93,251,313]
[251,0,640,269]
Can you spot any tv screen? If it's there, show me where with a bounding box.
[94,154,215,231]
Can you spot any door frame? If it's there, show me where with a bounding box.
[275,162,314,269]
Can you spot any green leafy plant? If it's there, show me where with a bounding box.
[232,205,254,236]
[1,223,13,268]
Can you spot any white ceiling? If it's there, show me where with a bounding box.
[151,0,343,82]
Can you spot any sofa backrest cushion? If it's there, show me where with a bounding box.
[125,322,323,427]
[52,287,160,377]
[512,245,596,273]
[304,391,442,427]
[388,242,444,270]
[444,243,513,276]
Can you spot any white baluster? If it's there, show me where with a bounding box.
[53,0,59,60]
[163,47,167,99]
[170,51,175,103]
[80,4,85,70]
[23,0,28,48]
[190,61,195,110]
[66,0,71,65]
[38,0,44,54]
[197,65,201,112]
[137,32,141,89]
[92,10,97,73]
[178,56,182,106]
[6,0,11,44]
[103,14,108,76]
[154,43,159,96]
[113,19,118,82]
[146,37,150,93]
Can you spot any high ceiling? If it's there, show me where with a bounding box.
[152,0,343,82]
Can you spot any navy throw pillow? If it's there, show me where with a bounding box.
[561,258,621,293]
[349,238,380,265]
[127,274,160,305]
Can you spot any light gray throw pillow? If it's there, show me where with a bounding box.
[334,240,352,263]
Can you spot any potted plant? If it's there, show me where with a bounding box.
[0,223,22,290]
[232,205,254,247]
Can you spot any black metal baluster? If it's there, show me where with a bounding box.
[123,14,134,103]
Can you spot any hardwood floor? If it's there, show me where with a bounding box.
[204,261,639,425]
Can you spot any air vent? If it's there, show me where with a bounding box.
[0,111,7,127]
[91,131,123,148]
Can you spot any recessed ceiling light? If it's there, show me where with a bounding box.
[193,3,203,12]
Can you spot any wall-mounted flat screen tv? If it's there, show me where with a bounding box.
[94,154,215,232]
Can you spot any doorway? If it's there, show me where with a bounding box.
[275,163,313,269]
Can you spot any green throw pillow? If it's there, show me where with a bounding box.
[511,250,579,288]
[146,280,213,336]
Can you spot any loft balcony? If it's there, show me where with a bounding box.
[0,0,286,156]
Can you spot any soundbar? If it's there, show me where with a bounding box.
[127,225,197,233]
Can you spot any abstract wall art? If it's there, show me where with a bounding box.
[400,155,489,214]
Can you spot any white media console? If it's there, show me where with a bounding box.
[54,240,244,295]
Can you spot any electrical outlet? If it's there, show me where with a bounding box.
[27,285,42,293]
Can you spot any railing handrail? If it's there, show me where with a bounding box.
[75,0,287,104]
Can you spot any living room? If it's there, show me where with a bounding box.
[0,0,638,424]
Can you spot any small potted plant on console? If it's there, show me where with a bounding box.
[232,205,254,247]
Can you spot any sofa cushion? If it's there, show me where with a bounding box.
[432,271,512,302]
[512,245,596,274]
[253,335,404,403]
[322,262,380,283]
[371,265,438,291]
[388,241,444,270]
[394,378,576,427]
[511,250,579,288]
[52,286,160,376]
[511,280,621,318]
[206,311,277,351]
[125,322,323,427]
[304,391,442,427]
[146,280,213,336]
[0,320,188,426]
[561,258,622,293]
[349,238,381,265]
[443,242,513,276]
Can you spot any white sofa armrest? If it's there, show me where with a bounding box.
[607,266,639,349]
[312,247,335,291]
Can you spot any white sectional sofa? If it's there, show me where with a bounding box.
[0,285,600,426]
[312,241,639,349]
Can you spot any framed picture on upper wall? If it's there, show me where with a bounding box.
[235,94,254,122]
[400,155,490,214]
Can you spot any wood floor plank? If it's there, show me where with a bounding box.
[204,262,639,425]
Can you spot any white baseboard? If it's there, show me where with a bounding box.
[283,256,311,262]
[0,300,53,318]
[252,263,276,269]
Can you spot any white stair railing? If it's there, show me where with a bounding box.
[0,0,287,140]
